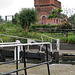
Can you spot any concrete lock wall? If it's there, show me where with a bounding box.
[52,43,75,50]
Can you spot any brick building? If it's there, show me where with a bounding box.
[34,0,64,25]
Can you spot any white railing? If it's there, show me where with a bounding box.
[0,34,42,42]
[0,40,21,63]
[0,34,43,52]
[0,42,20,45]
[0,34,58,60]
[0,42,52,63]
[0,38,3,43]
[41,34,60,51]
[0,34,59,52]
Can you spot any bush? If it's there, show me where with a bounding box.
[5,22,14,27]
[0,24,6,32]
[68,36,75,44]
[29,24,59,32]
[0,22,75,44]
[31,24,59,28]
[58,22,73,29]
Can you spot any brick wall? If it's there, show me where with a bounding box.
[34,0,51,5]
[36,17,62,25]
[34,0,61,24]
[34,0,61,7]
[54,0,61,8]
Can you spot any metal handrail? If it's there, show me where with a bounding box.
[0,34,42,42]
[0,42,51,47]
[0,42,20,45]
[0,60,52,75]
[0,38,3,43]
[41,34,57,42]
[41,34,60,51]
[0,59,21,65]
[0,42,52,75]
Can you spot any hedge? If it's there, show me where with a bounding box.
[29,24,59,32]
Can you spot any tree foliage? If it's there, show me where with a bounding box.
[12,8,38,29]
[61,14,67,18]
[12,13,19,24]
[48,8,62,19]
[68,14,75,27]
[18,8,38,29]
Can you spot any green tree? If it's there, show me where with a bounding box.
[68,14,75,27]
[12,13,19,24]
[18,8,38,29]
[61,13,67,18]
[48,8,62,19]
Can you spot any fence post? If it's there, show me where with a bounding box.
[16,46,18,75]
[14,40,21,63]
[50,43,52,52]
[46,44,50,75]
[27,39,35,51]
[23,46,27,75]
[27,39,30,52]
[56,39,60,51]
[53,51,59,63]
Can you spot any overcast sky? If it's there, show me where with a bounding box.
[0,0,75,17]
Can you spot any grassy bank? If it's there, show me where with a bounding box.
[0,22,75,44]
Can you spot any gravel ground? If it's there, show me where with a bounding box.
[0,63,75,75]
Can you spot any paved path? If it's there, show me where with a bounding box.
[0,63,75,75]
